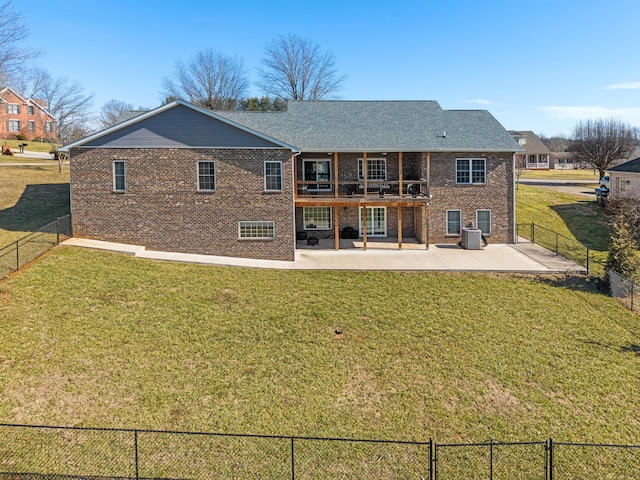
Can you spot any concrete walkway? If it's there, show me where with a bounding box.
[62,238,586,273]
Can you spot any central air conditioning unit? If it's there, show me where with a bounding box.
[461,226,482,250]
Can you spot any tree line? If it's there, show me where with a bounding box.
[0,1,345,143]
[3,0,640,182]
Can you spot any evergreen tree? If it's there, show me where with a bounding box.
[606,219,640,280]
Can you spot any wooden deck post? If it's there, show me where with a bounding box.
[398,206,403,250]
[334,205,340,250]
[398,151,403,198]
[362,152,367,250]
[334,152,339,198]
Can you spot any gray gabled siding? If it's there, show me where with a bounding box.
[85,104,282,149]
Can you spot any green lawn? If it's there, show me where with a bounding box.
[520,169,601,180]
[516,184,611,274]
[1,138,58,153]
[0,247,638,447]
[0,164,70,245]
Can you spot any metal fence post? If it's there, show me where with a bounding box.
[548,437,553,480]
[632,281,634,312]
[531,223,535,244]
[56,217,60,245]
[291,437,295,480]
[429,438,433,480]
[586,245,590,275]
[489,441,494,480]
[15,240,19,271]
[555,233,559,255]
[134,430,139,480]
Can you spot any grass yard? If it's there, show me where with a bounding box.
[1,138,58,153]
[516,184,611,268]
[0,164,70,245]
[0,247,639,446]
[520,169,601,181]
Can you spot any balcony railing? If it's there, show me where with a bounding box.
[296,180,429,199]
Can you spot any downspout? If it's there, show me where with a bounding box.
[512,152,517,243]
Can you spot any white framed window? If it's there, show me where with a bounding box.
[456,158,486,184]
[45,122,53,132]
[476,209,491,235]
[197,161,216,191]
[359,206,386,237]
[304,206,332,230]
[446,210,461,235]
[238,221,275,239]
[6,103,19,114]
[264,161,282,191]
[27,120,35,132]
[7,120,20,132]
[113,161,126,192]
[27,105,34,115]
[303,159,331,191]
[358,158,387,180]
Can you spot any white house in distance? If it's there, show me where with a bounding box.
[509,131,551,170]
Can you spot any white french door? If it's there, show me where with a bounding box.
[359,207,386,237]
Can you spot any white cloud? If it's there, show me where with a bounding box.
[605,82,640,90]
[540,105,640,125]
[466,99,495,106]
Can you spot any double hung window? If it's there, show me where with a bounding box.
[197,161,216,191]
[358,158,387,180]
[456,158,486,184]
[264,161,282,191]
[446,210,461,235]
[113,161,126,192]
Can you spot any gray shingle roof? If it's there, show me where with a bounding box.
[220,101,521,153]
[608,157,640,173]
[508,131,551,155]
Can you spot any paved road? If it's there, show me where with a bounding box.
[518,179,598,198]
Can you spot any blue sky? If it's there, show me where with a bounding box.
[18,0,640,136]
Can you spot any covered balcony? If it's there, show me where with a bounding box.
[294,151,431,204]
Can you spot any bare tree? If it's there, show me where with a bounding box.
[257,34,345,100]
[515,154,527,189]
[571,118,639,179]
[0,1,41,81]
[98,99,135,129]
[162,49,248,110]
[32,69,94,145]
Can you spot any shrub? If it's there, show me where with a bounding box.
[606,219,640,282]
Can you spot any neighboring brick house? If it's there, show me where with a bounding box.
[64,100,521,261]
[0,87,56,141]
[607,157,640,200]
[509,131,551,169]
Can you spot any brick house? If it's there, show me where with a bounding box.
[64,100,521,261]
[0,87,56,141]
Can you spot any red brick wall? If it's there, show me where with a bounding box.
[70,147,296,261]
[428,152,515,244]
[0,90,56,141]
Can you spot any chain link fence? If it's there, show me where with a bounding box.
[516,222,607,278]
[609,269,640,313]
[0,214,71,279]
[1,424,640,479]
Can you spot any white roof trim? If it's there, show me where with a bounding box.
[61,99,300,152]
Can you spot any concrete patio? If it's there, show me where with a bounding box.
[62,238,586,273]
